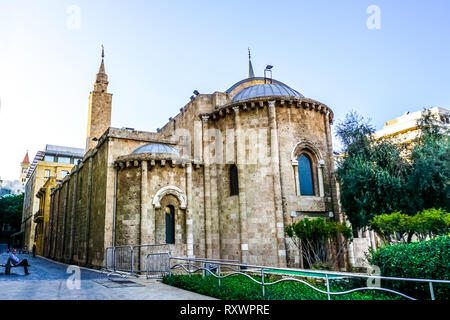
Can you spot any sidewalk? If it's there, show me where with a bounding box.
[0,253,215,300]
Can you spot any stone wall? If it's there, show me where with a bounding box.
[46,91,343,270]
[45,128,161,268]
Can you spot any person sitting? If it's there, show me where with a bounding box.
[7,249,31,275]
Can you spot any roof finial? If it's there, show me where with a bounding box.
[98,45,106,74]
[248,48,255,78]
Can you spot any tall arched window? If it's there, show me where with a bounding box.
[298,154,314,195]
[229,164,239,196]
[165,205,175,244]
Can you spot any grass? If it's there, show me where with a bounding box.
[162,273,403,300]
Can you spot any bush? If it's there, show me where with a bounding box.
[368,235,450,299]
[370,211,411,243]
[285,218,352,269]
[369,208,450,244]
[409,208,450,241]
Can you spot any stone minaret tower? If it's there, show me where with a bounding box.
[20,151,30,184]
[248,48,255,78]
[86,46,112,151]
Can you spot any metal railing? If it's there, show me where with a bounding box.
[133,244,172,273]
[145,254,240,279]
[103,244,171,278]
[168,257,450,300]
[146,252,171,279]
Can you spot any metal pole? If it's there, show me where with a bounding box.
[188,260,191,277]
[113,247,117,272]
[261,268,265,297]
[202,262,205,278]
[429,282,435,300]
[326,274,331,300]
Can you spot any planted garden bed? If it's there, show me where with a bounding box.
[162,273,402,300]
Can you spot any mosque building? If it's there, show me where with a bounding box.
[44,49,344,269]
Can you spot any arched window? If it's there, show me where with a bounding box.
[165,205,175,244]
[298,154,314,196]
[229,165,239,196]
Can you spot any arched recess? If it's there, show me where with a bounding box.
[291,140,323,165]
[152,186,187,209]
[291,140,325,197]
[155,194,186,246]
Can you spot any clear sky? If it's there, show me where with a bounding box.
[0,0,449,180]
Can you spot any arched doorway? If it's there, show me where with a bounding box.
[165,205,175,244]
[155,194,186,248]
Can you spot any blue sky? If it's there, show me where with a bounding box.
[0,0,449,180]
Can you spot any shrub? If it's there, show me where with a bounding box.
[369,208,450,244]
[285,218,352,269]
[409,208,450,241]
[368,235,450,299]
[370,211,411,243]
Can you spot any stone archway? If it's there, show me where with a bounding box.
[152,186,187,209]
[154,193,187,254]
[291,139,323,164]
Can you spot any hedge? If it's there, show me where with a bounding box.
[368,235,450,299]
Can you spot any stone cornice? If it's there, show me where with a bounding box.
[115,153,203,170]
[200,96,334,123]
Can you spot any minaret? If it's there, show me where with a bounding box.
[248,48,255,78]
[86,45,113,151]
[20,151,30,184]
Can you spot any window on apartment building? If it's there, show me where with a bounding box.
[44,169,50,178]
[44,155,54,162]
[58,157,71,164]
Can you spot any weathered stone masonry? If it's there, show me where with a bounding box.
[45,55,344,269]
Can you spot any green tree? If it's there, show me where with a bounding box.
[406,111,450,212]
[335,111,409,229]
[0,193,24,242]
[336,110,450,230]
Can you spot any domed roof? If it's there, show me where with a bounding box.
[132,143,180,155]
[232,83,304,102]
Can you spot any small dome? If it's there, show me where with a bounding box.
[232,83,304,102]
[132,143,181,155]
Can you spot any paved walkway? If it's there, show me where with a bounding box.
[0,253,215,300]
